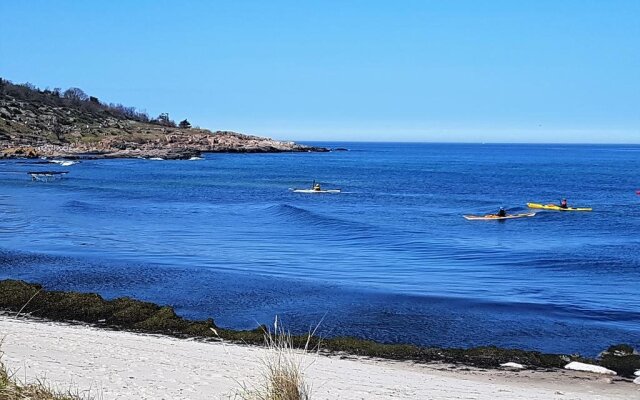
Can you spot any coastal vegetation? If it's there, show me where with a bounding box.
[0,350,89,400]
[1,280,638,378]
[0,77,327,159]
[228,317,314,400]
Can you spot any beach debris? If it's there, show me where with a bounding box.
[564,361,617,375]
[500,362,524,369]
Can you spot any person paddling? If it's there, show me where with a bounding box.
[560,199,568,209]
[497,207,506,217]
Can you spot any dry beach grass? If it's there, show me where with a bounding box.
[221,316,316,400]
[1,313,317,400]
[0,346,90,400]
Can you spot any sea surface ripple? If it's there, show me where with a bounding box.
[1,143,639,355]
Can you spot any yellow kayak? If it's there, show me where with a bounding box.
[527,202,592,211]
[463,212,536,221]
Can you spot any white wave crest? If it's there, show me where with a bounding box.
[50,160,79,166]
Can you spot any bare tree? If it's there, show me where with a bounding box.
[63,87,89,103]
[52,119,65,142]
[155,113,176,127]
[21,82,37,91]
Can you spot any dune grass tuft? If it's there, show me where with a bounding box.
[230,316,318,400]
[0,346,92,400]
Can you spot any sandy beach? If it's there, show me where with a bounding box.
[0,315,637,400]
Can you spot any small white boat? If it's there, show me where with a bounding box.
[28,171,69,182]
[291,180,340,194]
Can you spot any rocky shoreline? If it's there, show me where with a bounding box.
[0,130,329,160]
[1,279,638,378]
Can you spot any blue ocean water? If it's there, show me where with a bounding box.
[1,143,639,355]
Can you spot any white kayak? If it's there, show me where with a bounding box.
[463,212,536,221]
[290,188,341,194]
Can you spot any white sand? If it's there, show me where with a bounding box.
[1,316,638,400]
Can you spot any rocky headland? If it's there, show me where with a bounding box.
[0,78,328,159]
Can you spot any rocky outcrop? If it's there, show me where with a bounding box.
[0,129,328,160]
[0,79,328,159]
[0,146,39,158]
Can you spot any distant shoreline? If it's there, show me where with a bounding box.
[0,131,330,160]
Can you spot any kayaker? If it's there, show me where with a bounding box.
[560,199,568,209]
[313,183,321,191]
[497,207,506,217]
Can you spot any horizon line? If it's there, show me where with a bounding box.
[289,139,640,146]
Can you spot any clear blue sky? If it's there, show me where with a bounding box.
[1,1,638,143]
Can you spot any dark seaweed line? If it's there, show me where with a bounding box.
[0,279,638,378]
